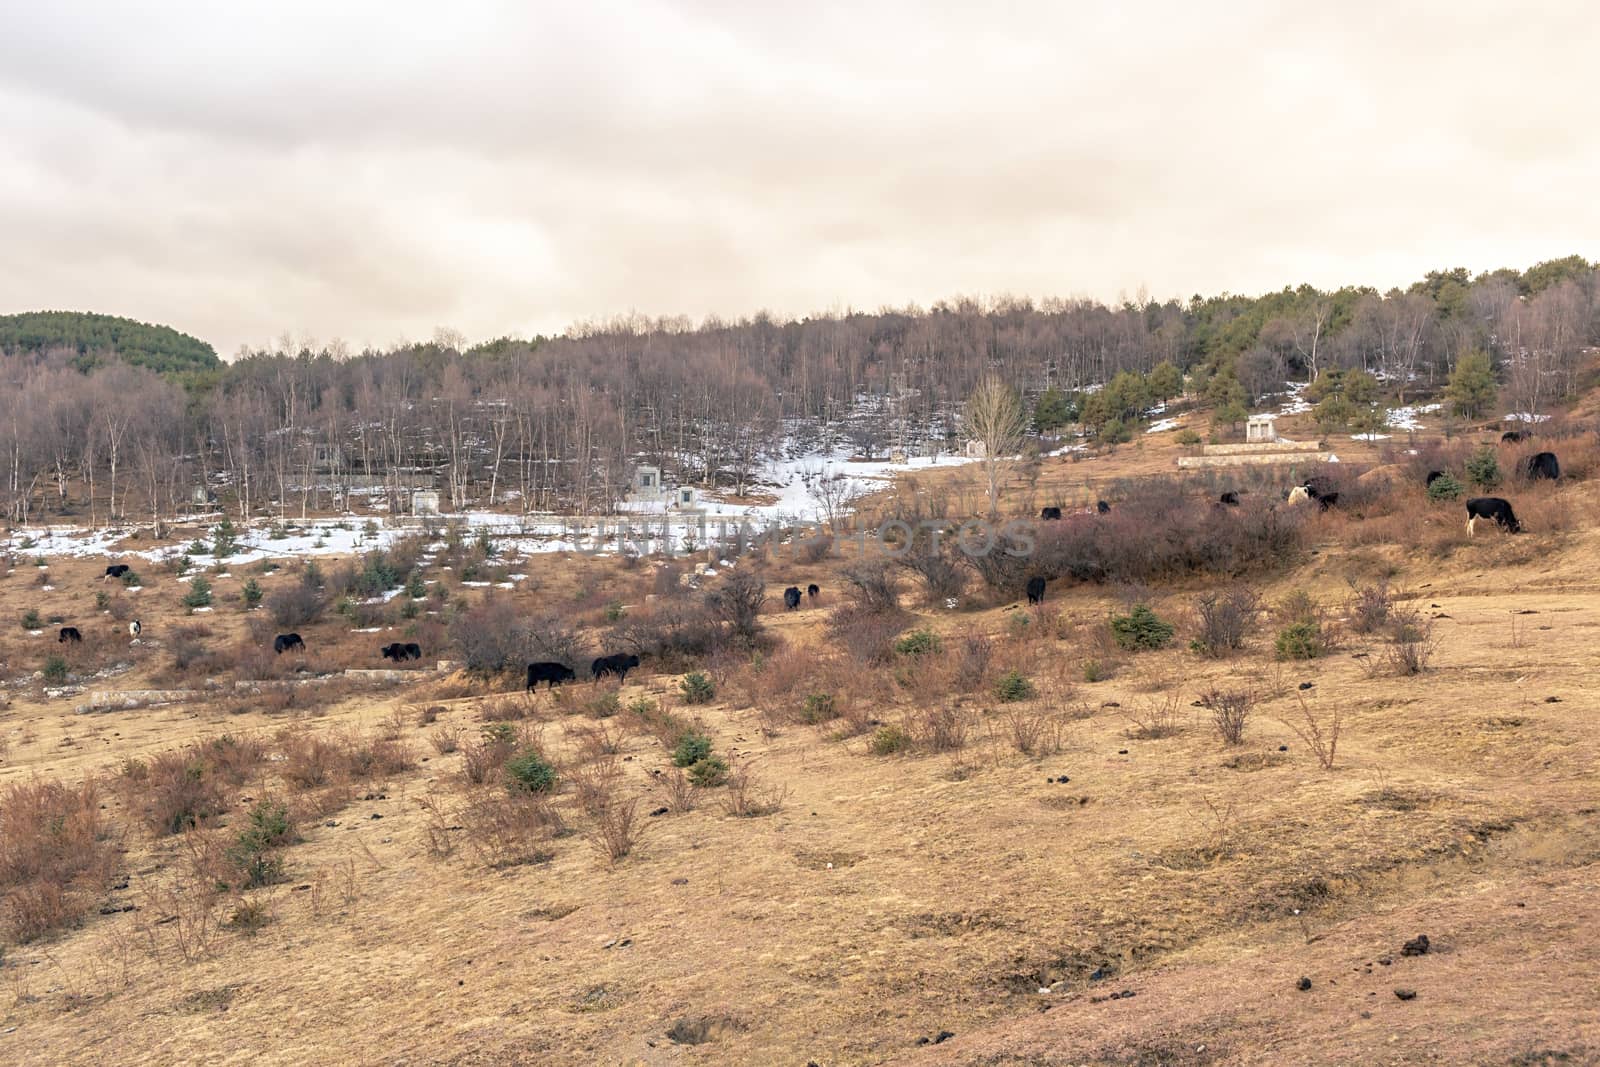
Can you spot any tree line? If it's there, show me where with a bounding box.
[1,256,1595,526]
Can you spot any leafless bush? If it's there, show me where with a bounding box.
[480,694,534,723]
[841,557,900,614]
[1345,580,1393,635]
[416,795,457,859]
[613,600,726,669]
[826,603,908,666]
[1190,791,1241,860]
[721,763,789,817]
[798,534,833,564]
[998,706,1067,756]
[1125,694,1186,739]
[1198,687,1254,745]
[460,790,564,868]
[952,634,994,691]
[1384,608,1438,676]
[657,766,698,812]
[912,704,970,752]
[896,529,967,604]
[567,755,621,817]
[703,570,767,646]
[0,780,118,943]
[589,798,644,863]
[1279,691,1343,770]
[459,727,519,785]
[570,720,625,762]
[342,731,415,780]
[267,582,325,628]
[1192,587,1260,657]
[429,722,462,755]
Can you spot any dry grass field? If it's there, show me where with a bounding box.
[2,415,1599,1066]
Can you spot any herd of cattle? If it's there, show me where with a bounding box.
[40,430,1568,686]
[1035,439,1562,539]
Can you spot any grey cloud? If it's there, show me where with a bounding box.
[0,1,1595,356]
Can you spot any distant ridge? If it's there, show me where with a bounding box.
[0,310,221,378]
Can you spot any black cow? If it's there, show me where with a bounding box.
[783,586,802,610]
[1303,480,1339,510]
[807,583,820,603]
[403,642,422,661]
[1219,491,1240,506]
[1025,576,1047,604]
[1096,500,1111,515]
[380,642,407,662]
[527,661,577,691]
[1040,506,1063,520]
[273,633,306,654]
[592,652,641,683]
[103,564,130,582]
[1520,451,1560,481]
[1425,470,1446,488]
[58,626,82,643]
[1501,430,1530,443]
[1466,496,1521,534]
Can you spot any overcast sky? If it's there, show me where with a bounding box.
[2,1,1595,357]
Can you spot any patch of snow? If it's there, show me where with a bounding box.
[1146,418,1181,434]
[1351,433,1391,441]
[1505,412,1551,423]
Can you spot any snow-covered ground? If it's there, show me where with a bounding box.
[1505,412,1552,423]
[1146,417,1181,434]
[8,449,989,563]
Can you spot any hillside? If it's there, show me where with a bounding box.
[0,399,1598,1065]
[0,310,221,378]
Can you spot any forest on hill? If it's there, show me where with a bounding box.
[0,311,221,381]
[0,256,1595,526]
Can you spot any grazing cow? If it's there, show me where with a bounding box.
[1520,451,1560,481]
[807,583,820,603]
[526,661,577,691]
[380,642,406,662]
[128,620,142,637]
[1501,430,1530,444]
[103,564,130,582]
[783,586,802,610]
[1219,491,1240,506]
[1425,470,1446,488]
[1040,506,1063,520]
[403,642,422,661]
[273,633,306,654]
[1312,491,1339,510]
[58,626,82,643]
[1286,485,1311,506]
[591,652,642,683]
[1466,496,1521,535]
[1096,500,1111,515]
[1025,576,1047,605]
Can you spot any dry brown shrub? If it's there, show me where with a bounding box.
[827,603,908,666]
[721,763,789,817]
[1125,693,1186,740]
[566,755,621,817]
[588,798,644,863]
[997,705,1068,756]
[460,790,565,868]
[1198,688,1254,745]
[570,720,626,761]
[912,704,970,752]
[429,722,462,755]
[656,767,698,813]
[0,780,118,943]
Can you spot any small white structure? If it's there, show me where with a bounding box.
[889,448,908,465]
[411,490,441,515]
[964,439,988,460]
[1246,415,1279,443]
[630,466,697,508]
